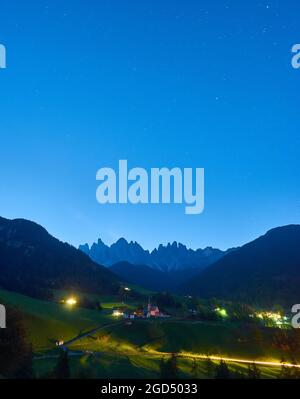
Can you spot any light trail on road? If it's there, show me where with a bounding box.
[179,352,300,368]
[34,348,300,369]
[45,319,300,370]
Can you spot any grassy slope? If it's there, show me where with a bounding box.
[70,319,283,361]
[34,354,280,379]
[0,288,289,379]
[0,288,114,351]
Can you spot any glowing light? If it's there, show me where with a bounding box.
[124,287,131,292]
[113,310,124,317]
[215,307,228,318]
[66,297,77,306]
[179,352,300,369]
[142,349,300,369]
[255,311,284,323]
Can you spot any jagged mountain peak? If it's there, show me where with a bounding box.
[79,236,229,272]
[114,237,128,245]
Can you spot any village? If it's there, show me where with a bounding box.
[112,299,171,320]
[59,292,291,329]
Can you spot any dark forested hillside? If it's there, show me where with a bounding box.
[0,217,120,298]
[181,225,300,308]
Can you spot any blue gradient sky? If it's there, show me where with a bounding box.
[0,0,299,250]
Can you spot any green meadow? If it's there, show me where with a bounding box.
[0,288,294,378]
[0,288,115,351]
[33,353,281,379]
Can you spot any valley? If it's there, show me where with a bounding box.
[1,216,300,379]
[1,286,299,379]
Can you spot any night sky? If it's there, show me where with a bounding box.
[0,0,299,250]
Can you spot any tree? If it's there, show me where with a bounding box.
[278,365,293,379]
[203,357,215,378]
[214,360,231,379]
[196,304,218,321]
[0,306,33,378]
[230,303,253,322]
[273,330,300,363]
[160,354,179,379]
[159,357,166,378]
[291,366,300,379]
[278,365,300,379]
[233,370,246,379]
[247,363,261,379]
[190,358,198,377]
[155,292,180,310]
[14,345,34,379]
[53,350,70,379]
